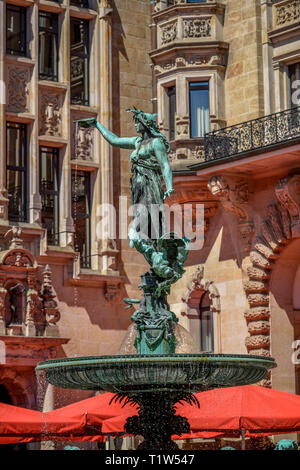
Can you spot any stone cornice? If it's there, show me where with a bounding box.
[153,2,226,21]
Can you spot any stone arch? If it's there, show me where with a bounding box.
[181,265,221,352]
[244,202,293,365]
[0,368,36,408]
[0,248,35,268]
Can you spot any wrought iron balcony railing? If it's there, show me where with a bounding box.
[204,106,300,162]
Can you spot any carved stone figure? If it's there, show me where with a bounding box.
[275,172,300,237]
[77,109,189,353]
[40,92,62,136]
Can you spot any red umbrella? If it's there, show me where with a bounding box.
[0,401,87,443]
[101,385,300,438]
[45,392,138,429]
[183,385,300,435]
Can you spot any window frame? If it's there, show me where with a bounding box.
[38,11,59,82]
[167,85,176,141]
[189,80,210,138]
[6,122,28,223]
[40,146,60,246]
[70,17,90,106]
[199,291,214,353]
[71,170,92,269]
[6,4,27,57]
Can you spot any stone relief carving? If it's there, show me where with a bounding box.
[0,229,60,337]
[175,116,189,138]
[39,92,62,136]
[208,175,254,251]
[153,54,222,75]
[161,20,178,44]
[7,66,30,113]
[183,17,212,38]
[74,126,94,161]
[275,172,300,237]
[190,145,205,161]
[181,265,221,315]
[275,1,300,27]
[41,265,60,336]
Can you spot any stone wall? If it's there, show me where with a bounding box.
[223,0,265,124]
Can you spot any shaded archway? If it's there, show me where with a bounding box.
[269,239,300,394]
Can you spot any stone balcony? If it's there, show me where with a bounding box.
[152,1,226,50]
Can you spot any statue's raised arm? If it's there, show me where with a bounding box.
[77,117,138,150]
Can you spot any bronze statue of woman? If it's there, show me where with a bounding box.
[78,109,180,275]
[78,109,189,353]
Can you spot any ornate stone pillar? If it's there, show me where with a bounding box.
[0,274,7,335]
[60,7,74,249]
[29,2,42,225]
[0,0,8,222]
[24,270,38,337]
[98,1,119,275]
[41,265,60,337]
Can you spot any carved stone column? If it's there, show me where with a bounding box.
[0,0,8,223]
[24,271,38,337]
[0,275,7,335]
[98,1,119,275]
[41,265,60,338]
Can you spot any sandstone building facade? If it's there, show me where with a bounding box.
[0,0,299,449]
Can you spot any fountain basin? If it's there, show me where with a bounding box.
[36,353,276,394]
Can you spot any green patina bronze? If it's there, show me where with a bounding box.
[36,110,277,450]
[78,111,189,355]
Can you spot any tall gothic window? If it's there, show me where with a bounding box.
[6,5,27,57]
[40,147,60,245]
[167,86,176,141]
[189,81,210,138]
[38,11,59,81]
[199,291,214,352]
[6,122,27,222]
[70,18,89,106]
[71,170,91,268]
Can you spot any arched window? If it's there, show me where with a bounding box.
[199,291,214,352]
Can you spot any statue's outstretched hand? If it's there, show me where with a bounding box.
[77,118,97,129]
[163,188,174,200]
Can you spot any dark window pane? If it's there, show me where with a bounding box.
[167,86,176,141]
[70,18,89,106]
[6,5,26,56]
[40,147,60,245]
[39,12,58,81]
[199,292,214,352]
[6,123,27,222]
[189,81,210,138]
[70,0,89,7]
[71,171,91,268]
